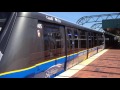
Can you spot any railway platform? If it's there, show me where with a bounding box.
[55,49,120,78]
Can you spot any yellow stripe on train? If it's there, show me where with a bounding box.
[0,49,89,76]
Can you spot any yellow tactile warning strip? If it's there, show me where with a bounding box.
[55,49,108,78]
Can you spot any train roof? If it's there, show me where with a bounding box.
[17,12,103,34]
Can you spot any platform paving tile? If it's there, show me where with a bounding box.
[71,49,120,78]
[82,66,120,75]
[71,71,120,78]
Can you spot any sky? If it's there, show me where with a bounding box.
[41,12,119,31]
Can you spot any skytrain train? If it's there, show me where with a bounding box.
[0,12,114,78]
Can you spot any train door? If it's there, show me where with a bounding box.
[72,29,80,66]
[94,33,98,53]
[65,27,84,69]
[77,30,87,63]
[34,22,66,78]
[88,32,96,58]
[65,27,75,70]
[80,30,88,60]
[98,33,104,52]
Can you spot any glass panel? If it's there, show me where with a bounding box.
[67,28,74,55]
[43,24,64,61]
[74,29,79,52]
[80,31,86,51]
[0,12,11,37]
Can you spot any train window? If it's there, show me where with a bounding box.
[80,30,87,51]
[94,33,97,46]
[100,34,104,45]
[81,31,86,39]
[91,33,94,48]
[66,28,74,55]
[0,12,11,37]
[67,29,73,39]
[43,27,56,60]
[98,34,103,46]
[99,34,102,45]
[78,30,81,50]
[43,24,65,61]
[88,32,92,48]
[74,30,78,39]
[74,29,79,52]
[97,34,100,45]
[44,28,50,51]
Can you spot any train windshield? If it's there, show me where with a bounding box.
[0,12,12,57]
[0,12,11,36]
